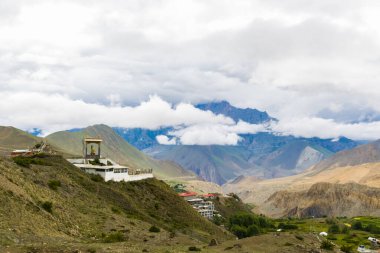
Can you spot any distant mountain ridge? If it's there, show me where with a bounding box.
[195,100,274,124]
[113,101,358,184]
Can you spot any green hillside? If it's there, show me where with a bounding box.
[0,126,41,155]
[0,154,231,252]
[46,125,195,180]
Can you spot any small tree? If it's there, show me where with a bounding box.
[352,221,363,230]
[149,225,160,233]
[41,201,53,213]
[340,244,354,253]
[328,224,341,234]
[48,180,61,191]
[321,240,334,250]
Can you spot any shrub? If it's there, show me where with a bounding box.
[48,180,61,190]
[13,157,31,168]
[278,223,298,230]
[103,232,125,243]
[188,246,201,251]
[328,224,341,234]
[352,221,363,230]
[320,240,334,250]
[247,224,260,236]
[12,156,52,168]
[231,225,247,239]
[340,244,354,253]
[364,224,380,234]
[342,225,351,234]
[41,201,53,213]
[325,217,338,224]
[228,213,273,238]
[149,226,160,233]
[90,174,104,182]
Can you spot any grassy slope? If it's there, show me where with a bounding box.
[0,126,40,155]
[46,125,195,180]
[0,155,231,252]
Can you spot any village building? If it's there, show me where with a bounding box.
[67,137,153,182]
[11,149,33,157]
[178,192,198,200]
[178,192,215,219]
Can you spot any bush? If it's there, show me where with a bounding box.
[90,174,104,182]
[41,201,53,213]
[228,213,274,238]
[149,226,160,233]
[340,244,354,253]
[12,156,52,168]
[103,232,125,243]
[278,223,298,230]
[364,224,380,234]
[48,180,61,190]
[325,217,338,224]
[328,224,341,234]
[13,156,31,167]
[352,221,363,230]
[188,246,201,251]
[320,240,334,250]
[231,225,247,239]
[212,215,224,226]
[246,225,260,236]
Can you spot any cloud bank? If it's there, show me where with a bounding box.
[2,92,380,144]
[1,0,380,143]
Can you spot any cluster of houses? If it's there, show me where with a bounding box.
[178,191,217,219]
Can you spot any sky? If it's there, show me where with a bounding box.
[2,0,380,144]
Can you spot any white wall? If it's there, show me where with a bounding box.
[103,172,154,182]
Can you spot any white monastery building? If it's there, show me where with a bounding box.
[67,137,153,182]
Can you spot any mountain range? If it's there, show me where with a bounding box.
[115,101,358,184]
[223,140,380,217]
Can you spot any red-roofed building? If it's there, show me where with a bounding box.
[178,192,198,200]
[202,193,216,199]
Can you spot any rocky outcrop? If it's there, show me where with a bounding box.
[260,182,380,218]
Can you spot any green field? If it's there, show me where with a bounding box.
[273,216,380,250]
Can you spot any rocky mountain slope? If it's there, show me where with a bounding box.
[145,145,259,185]
[260,182,380,218]
[223,140,380,217]
[0,155,231,252]
[46,124,195,180]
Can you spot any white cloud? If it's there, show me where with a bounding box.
[169,121,267,145]
[272,117,380,140]
[156,135,177,145]
[1,0,380,142]
[0,92,233,135]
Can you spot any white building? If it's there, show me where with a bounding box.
[187,198,215,219]
[67,137,153,182]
